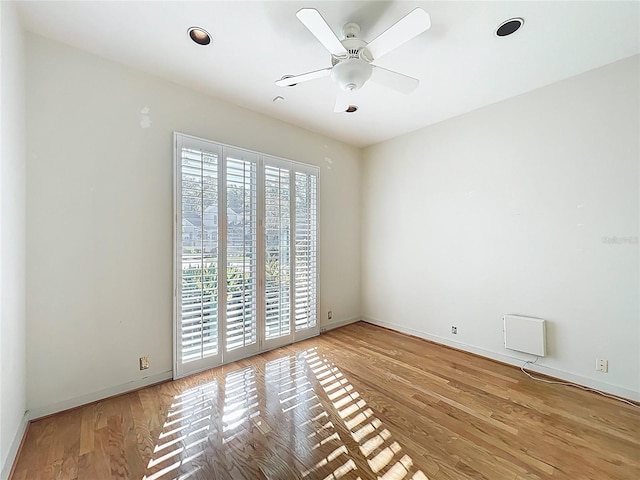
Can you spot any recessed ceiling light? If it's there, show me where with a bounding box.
[345,105,358,113]
[188,27,211,46]
[496,18,524,37]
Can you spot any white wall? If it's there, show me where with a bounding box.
[22,24,638,423]
[362,56,640,400]
[25,34,361,415]
[0,1,27,477]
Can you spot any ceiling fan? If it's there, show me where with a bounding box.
[276,7,431,112]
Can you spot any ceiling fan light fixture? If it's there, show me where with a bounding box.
[331,58,372,91]
[188,27,211,45]
[345,105,358,113]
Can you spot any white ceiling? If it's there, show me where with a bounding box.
[16,1,640,148]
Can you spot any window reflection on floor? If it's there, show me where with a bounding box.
[143,347,427,480]
[143,379,217,479]
[222,367,260,440]
[302,348,428,480]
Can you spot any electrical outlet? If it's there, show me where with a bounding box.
[139,356,150,370]
[328,310,333,320]
[451,326,458,335]
[595,358,608,373]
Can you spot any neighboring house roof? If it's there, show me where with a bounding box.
[182,206,244,228]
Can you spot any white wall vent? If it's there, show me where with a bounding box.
[503,315,546,357]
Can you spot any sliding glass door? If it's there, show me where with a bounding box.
[174,134,319,378]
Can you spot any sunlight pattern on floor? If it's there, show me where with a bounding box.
[265,353,357,479]
[222,367,260,442]
[143,348,428,479]
[304,349,429,480]
[142,379,218,480]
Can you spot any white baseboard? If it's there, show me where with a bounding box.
[27,370,173,421]
[321,316,361,332]
[1,413,29,480]
[21,322,357,421]
[363,316,639,402]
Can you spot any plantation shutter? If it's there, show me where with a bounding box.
[294,170,318,331]
[179,143,220,364]
[264,163,291,340]
[175,133,319,377]
[224,149,258,352]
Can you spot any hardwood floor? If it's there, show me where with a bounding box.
[11,322,639,480]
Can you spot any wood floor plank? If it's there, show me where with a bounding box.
[10,322,640,480]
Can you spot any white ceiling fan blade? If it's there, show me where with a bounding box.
[275,68,332,87]
[334,89,353,112]
[371,66,419,94]
[297,8,348,57]
[366,8,431,60]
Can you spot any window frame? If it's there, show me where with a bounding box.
[173,132,320,379]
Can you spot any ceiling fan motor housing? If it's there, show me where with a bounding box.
[330,35,372,91]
